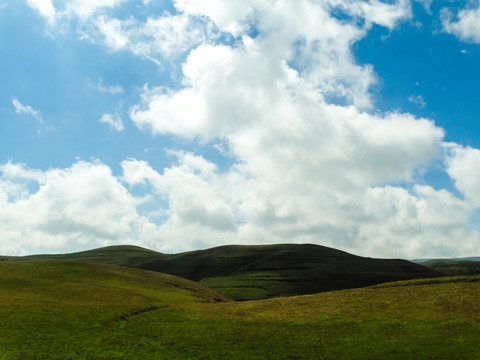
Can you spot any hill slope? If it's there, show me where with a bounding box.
[0,260,230,306]
[1,243,441,300]
[1,267,479,359]
[0,245,165,266]
[136,244,441,299]
[421,258,480,276]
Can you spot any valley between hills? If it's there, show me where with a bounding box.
[1,244,479,359]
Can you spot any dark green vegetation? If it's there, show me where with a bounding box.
[420,258,480,276]
[0,260,479,360]
[1,244,441,300]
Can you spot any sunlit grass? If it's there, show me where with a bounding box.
[0,262,479,359]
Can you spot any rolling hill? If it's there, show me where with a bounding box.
[0,260,230,306]
[136,244,442,300]
[0,261,478,359]
[0,243,441,300]
[420,258,480,276]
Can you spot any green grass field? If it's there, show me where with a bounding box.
[1,261,479,359]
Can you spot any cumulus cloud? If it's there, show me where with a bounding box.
[100,113,124,132]
[445,144,480,207]
[117,148,480,258]
[91,12,210,61]
[0,161,160,255]
[122,153,238,236]
[441,5,480,43]
[26,0,56,25]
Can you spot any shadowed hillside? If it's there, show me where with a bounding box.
[137,244,441,300]
[1,244,441,300]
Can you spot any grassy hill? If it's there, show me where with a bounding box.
[0,260,478,359]
[420,259,480,276]
[144,243,440,300]
[0,261,230,306]
[1,244,441,300]
[0,245,165,266]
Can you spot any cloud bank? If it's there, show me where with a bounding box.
[7,0,480,258]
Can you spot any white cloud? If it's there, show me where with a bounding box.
[90,15,132,51]
[174,0,254,37]
[122,153,237,232]
[79,0,408,108]
[408,94,426,108]
[328,0,412,29]
[131,43,443,187]
[441,5,480,43]
[0,162,45,183]
[358,185,478,257]
[12,98,41,118]
[0,161,161,255]
[26,0,56,25]
[445,144,480,207]
[170,0,411,108]
[94,79,124,94]
[25,0,127,29]
[416,0,432,14]
[100,113,124,132]
[91,13,210,61]
[12,98,54,133]
[65,0,127,21]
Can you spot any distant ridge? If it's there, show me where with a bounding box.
[0,245,165,266]
[412,257,480,263]
[419,258,480,276]
[0,243,441,300]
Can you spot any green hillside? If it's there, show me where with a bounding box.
[1,244,441,300]
[0,261,230,306]
[421,258,480,276]
[0,245,165,266]
[0,261,478,359]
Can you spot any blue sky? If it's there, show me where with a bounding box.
[1,0,480,258]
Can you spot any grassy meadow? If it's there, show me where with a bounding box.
[1,260,479,359]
